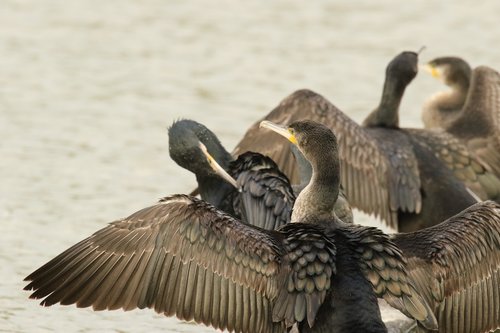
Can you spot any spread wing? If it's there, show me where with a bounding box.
[233,89,422,229]
[407,128,500,202]
[230,152,295,230]
[232,90,340,185]
[339,224,437,330]
[24,195,336,333]
[392,201,500,333]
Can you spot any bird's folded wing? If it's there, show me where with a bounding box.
[230,152,295,230]
[408,128,500,202]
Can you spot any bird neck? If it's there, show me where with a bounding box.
[437,78,470,112]
[197,175,235,208]
[363,76,405,128]
[292,152,340,222]
[436,88,467,112]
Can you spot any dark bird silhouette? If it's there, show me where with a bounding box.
[24,120,436,333]
[233,51,500,231]
[423,57,500,178]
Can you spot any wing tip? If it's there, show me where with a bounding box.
[403,292,438,330]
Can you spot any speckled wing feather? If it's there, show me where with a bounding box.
[273,223,337,328]
[24,195,337,333]
[233,89,422,229]
[407,128,500,202]
[455,66,500,178]
[392,201,500,333]
[230,152,295,230]
[338,224,437,330]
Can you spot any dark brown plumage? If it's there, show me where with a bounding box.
[234,51,500,231]
[24,120,436,333]
[169,119,294,230]
[229,152,295,230]
[393,200,500,333]
[260,120,500,332]
[169,119,351,230]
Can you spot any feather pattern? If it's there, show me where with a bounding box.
[229,152,295,230]
[233,89,422,230]
[393,201,500,333]
[339,224,437,330]
[25,195,342,333]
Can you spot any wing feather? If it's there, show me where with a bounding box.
[25,194,337,333]
[393,200,500,333]
[340,224,437,330]
[230,152,295,230]
[233,89,421,229]
[408,128,500,202]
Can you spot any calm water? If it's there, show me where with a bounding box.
[2,0,500,332]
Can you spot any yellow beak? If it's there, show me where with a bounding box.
[422,64,440,79]
[259,120,298,145]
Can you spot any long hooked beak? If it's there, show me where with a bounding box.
[259,120,298,145]
[198,142,239,189]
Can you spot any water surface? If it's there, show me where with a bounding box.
[2,0,500,332]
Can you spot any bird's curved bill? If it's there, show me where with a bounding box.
[259,120,297,145]
[198,142,239,189]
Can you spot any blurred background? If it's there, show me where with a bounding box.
[2,0,500,332]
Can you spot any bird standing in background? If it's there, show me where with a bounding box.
[421,57,472,129]
[422,57,500,178]
[234,51,494,232]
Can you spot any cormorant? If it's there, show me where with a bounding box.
[265,120,500,333]
[422,57,500,178]
[233,118,500,332]
[24,120,436,333]
[421,57,472,129]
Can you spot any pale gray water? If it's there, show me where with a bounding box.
[2,0,500,332]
